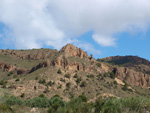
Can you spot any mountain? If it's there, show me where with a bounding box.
[0,44,150,101]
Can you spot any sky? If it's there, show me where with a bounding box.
[0,0,150,60]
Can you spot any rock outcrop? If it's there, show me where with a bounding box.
[0,62,14,72]
[60,44,90,58]
[0,62,28,75]
[114,67,150,87]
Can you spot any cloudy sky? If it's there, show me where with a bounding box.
[0,0,150,60]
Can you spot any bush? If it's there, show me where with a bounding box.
[39,79,46,84]
[87,74,94,78]
[122,83,128,91]
[48,95,66,112]
[57,84,62,89]
[73,73,78,78]
[122,97,146,112]
[2,84,6,88]
[78,94,88,103]
[0,104,13,113]
[39,94,45,98]
[7,72,13,76]
[5,96,23,106]
[20,93,25,98]
[57,69,62,74]
[80,81,86,87]
[96,63,101,67]
[47,81,55,86]
[0,80,7,85]
[109,72,115,79]
[113,81,117,85]
[60,78,65,82]
[15,78,20,82]
[76,77,82,85]
[25,96,49,108]
[100,100,121,113]
[64,74,71,79]
[66,82,71,88]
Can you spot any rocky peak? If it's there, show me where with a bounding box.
[60,44,89,58]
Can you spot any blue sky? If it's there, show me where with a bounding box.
[0,0,150,60]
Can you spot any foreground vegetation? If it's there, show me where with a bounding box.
[0,94,149,113]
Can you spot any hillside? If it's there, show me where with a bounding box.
[0,44,150,102]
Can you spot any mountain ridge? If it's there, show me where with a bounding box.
[0,44,150,101]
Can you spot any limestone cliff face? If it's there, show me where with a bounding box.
[114,67,150,87]
[60,44,90,58]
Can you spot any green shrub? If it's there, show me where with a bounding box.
[122,82,128,91]
[48,95,66,112]
[60,78,65,82]
[122,97,146,112]
[39,79,46,84]
[80,81,86,87]
[13,75,17,78]
[100,100,121,113]
[0,80,7,85]
[57,69,62,74]
[87,74,94,78]
[2,84,6,88]
[0,104,13,113]
[109,72,115,79]
[113,81,117,85]
[96,63,101,67]
[15,78,20,82]
[57,84,62,89]
[78,94,88,103]
[64,74,71,79]
[47,81,55,86]
[20,93,25,98]
[39,94,45,98]
[25,96,49,108]
[7,72,13,76]
[73,73,78,78]
[5,96,23,106]
[66,82,71,88]
[76,77,82,85]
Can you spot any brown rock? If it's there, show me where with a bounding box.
[60,44,89,58]
[114,67,150,87]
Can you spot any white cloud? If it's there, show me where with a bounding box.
[92,34,116,47]
[0,0,150,52]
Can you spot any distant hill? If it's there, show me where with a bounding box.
[98,55,150,66]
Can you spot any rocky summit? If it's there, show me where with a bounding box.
[0,44,150,101]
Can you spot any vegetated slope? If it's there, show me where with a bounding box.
[0,44,150,101]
